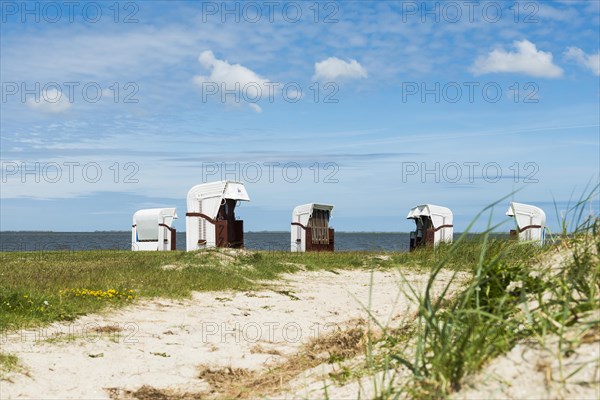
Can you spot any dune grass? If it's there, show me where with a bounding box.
[367,188,600,399]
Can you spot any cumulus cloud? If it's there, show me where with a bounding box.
[471,40,563,78]
[26,88,72,113]
[313,57,368,81]
[193,50,269,112]
[564,47,600,76]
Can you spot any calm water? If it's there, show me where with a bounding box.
[0,231,412,252]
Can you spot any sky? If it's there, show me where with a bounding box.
[0,0,599,233]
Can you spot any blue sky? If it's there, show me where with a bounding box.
[1,0,598,232]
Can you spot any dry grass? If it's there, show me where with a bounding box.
[108,320,374,400]
[579,324,600,344]
[107,385,198,400]
[91,324,122,334]
[197,320,372,399]
[249,344,283,356]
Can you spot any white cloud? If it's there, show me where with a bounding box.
[471,40,563,78]
[248,103,262,113]
[26,88,72,113]
[193,50,268,113]
[313,57,368,81]
[564,47,600,76]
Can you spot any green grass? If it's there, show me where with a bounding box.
[0,249,399,330]
[0,238,532,332]
[0,353,19,379]
[392,238,550,396]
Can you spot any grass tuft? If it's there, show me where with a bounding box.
[0,353,20,380]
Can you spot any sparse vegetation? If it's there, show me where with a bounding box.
[111,321,371,400]
[0,353,20,380]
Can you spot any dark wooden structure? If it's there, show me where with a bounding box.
[215,199,244,248]
[159,224,177,250]
[291,206,334,252]
[408,218,434,251]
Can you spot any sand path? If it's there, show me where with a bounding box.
[1,268,461,399]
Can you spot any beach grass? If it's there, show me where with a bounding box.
[368,187,600,398]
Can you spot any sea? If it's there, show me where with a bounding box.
[0,231,413,252]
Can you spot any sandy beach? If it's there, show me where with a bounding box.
[1,268,465,399]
